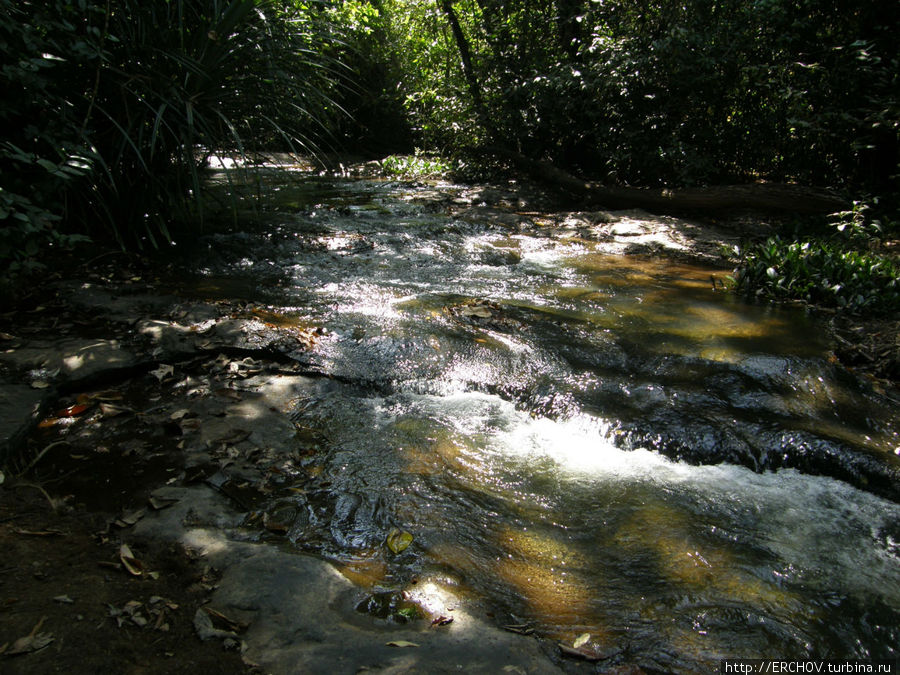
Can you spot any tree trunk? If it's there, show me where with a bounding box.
[439,0,495,136]
[438,6,848,217]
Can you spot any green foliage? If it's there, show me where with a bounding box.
[321,1,412,154]
[380,151,452,178]
[381,0,484,150]
[80,0,348,247]
[383,0,899,203]
[829,199,898,246]
[0,0,96,275]
[732,236,900,315]
[0,0,351,274]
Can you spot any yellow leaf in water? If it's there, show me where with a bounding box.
[386,640,419,648]
[573,632,591,649]
[386,528,413,554]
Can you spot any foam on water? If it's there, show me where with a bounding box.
[381,390,900,609]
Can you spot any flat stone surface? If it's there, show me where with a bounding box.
[136,486,563,675]
[138,316,312,359]
[66,283,181,323]
[0,338,140,385]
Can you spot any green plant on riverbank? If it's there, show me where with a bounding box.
[732,231,900,315]
[380,152,452,178]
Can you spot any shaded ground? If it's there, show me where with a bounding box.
[0,484,248,674]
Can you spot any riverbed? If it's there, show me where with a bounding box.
[3,165,898,673]
[174,167,900,668]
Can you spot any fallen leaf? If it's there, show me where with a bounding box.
[154,610,169,630]
[91,390,125,402]
[179,417,202,431]
[386,640,419,648]
[54,403,90,418]
[31,381,51,389]
[150,364,174,382]
[7,616,54,655]
[386,528,414,554]
[169,409,190,420]
[573,632,591,648]
[148,495,179,510]
[53,595,74,604]
[119,543,145,576]
[114,509,146,528]
[99,402,131,417]
[203,607,248,633]
[97,561,123,571]
[14,528,65,537]
[216,428,251,445]
[558,643,602,662]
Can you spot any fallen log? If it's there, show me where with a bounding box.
[492,146,849,215]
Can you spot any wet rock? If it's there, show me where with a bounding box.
[132,475,563,673]
[609,221,648,237]
[0,384,50,464]
[454,207,524,229]
[356,590,422,623]
[0,338,140,386]
[138,319,202,356]
[477,247,521,267]
[66,283,179,323]
[329,492,386,550]
[559,212,615,230]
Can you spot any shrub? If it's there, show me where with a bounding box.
[732,236,900,315]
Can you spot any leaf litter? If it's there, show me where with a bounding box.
[5,616,54,656]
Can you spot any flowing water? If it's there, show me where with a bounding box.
[179,168,899,671]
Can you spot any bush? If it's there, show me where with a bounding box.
[380,152,452,178]
[732,236,900,315]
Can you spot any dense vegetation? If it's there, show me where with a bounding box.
[383,0,898,193]
[2,0,898,314]
[1,0,359,268]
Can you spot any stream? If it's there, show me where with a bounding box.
[175,166,899,671]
